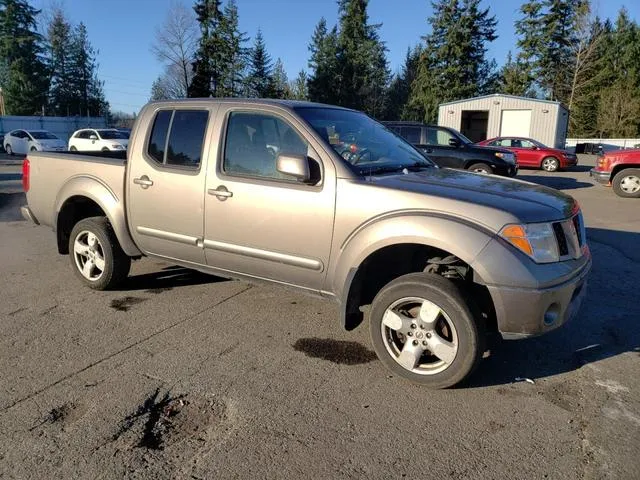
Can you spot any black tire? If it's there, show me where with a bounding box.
[5,144,12,155]
[30,146,37,152]
[369,272,485,389]
[612,168,640,198]
[541,156,560,172]
[467,162,493,174]
[68,216,131,290]
[101,147,110,152]
[70,146,77,152]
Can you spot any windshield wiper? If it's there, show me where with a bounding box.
[360,162,434,176]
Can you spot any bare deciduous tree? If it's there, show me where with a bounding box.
[150,1,198,98]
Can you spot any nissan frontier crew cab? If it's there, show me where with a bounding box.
[21,99,591,388]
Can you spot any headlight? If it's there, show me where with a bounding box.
[111,144,124,150]
[500,223,559,263]
[495,152,515,163]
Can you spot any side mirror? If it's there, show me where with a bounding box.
[89,135,98,141]
[448,138,460,147]
[276,153,311,182]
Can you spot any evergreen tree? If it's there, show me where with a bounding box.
[0,0,49,115]
[289,70,308,100]
[271,58,290,99]
[497,51,533,96]
[307,18,340,104]
[247,29,274,97]
[47,9,73,115]
[407,0,498,122]
[220,0,248,97]
[384,46,421,120]
[68,22,108,116]
[514,0,544,96]
[189,0,226,97]
[335,0,389,116]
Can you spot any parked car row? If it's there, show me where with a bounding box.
[3,128,130,155]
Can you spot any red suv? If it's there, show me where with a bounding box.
[477,137,578,172]
[590,149,640,198]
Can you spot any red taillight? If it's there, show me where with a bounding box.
[22,158,30,192]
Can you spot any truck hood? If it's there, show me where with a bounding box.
[370,168,576,224]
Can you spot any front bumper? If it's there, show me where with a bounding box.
[488,256,592,339]
[589,168,611,185]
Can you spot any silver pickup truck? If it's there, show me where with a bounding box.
[21,99,591,388]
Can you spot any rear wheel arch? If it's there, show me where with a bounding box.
[54,180,141,257]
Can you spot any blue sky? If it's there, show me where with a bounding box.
[31,0,638,114]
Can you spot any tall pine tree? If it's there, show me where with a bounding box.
[68,22,107,116]
[384,46,421,120]
[47,9,73,115]
[407,0,497,122]
[189,0,226,97]
[0,0,49,115]
[220,0,248,97]
[307,17,340,104]
[246,29,273,98]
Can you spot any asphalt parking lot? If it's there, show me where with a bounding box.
[0,154,638,479]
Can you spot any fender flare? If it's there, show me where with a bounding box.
[331,212,495,328]
[54,175,141,256]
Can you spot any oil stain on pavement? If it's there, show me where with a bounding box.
[293,337,377,365]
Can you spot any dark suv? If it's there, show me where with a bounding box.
[383,121,518,177]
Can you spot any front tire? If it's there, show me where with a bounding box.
[612,168,640,198]
[541,157,560,172]
[369,273,485,389]
[30,146,37,152]
[68,216,131,290]
[467,163,493,174]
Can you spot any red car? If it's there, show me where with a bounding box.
[477,137,578,172]
[590,149,640,198]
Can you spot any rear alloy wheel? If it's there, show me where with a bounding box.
[541,157,560,172]
[69,216,131,290]
[369,273,484,388]
[612,168,640,198]
[468,163,493,174]
[5,144,12,155]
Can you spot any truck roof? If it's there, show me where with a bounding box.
[145,98,355,112]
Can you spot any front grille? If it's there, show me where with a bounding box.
[572,215,583,246]
[553,222,569,256]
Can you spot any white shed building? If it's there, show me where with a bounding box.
[437,94,569,149]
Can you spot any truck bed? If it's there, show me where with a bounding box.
[25,151,127,229]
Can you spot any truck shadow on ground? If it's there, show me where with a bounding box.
[517,174,594,190]
[120,266,228,292]
[466,227,640,388]
[0,192,25,222]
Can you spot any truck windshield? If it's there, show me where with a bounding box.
[29,131,58,140]
[97,130,128,140]
[295,107,435,175]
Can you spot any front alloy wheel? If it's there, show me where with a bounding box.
[381,297,459,375]
[370,273,485,388]
[541,157,560,172]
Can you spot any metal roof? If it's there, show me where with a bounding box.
[439,94,567,109]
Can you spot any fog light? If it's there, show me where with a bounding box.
[544,303,560,326]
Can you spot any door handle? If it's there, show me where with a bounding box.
[133,175,153,188]
[208,185,233,200]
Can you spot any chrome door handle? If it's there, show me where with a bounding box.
[133,175,153,188]
[208,185,233,200]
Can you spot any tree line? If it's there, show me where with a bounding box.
[0,0,107,117]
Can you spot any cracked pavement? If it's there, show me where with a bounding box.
[0,156,638,479]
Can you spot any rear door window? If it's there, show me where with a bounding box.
[165,110,209,168]
[400,126,421,144]
[147,109,209,168]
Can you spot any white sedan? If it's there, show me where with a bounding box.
[4,129,66,155]
[68,129,129,152]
